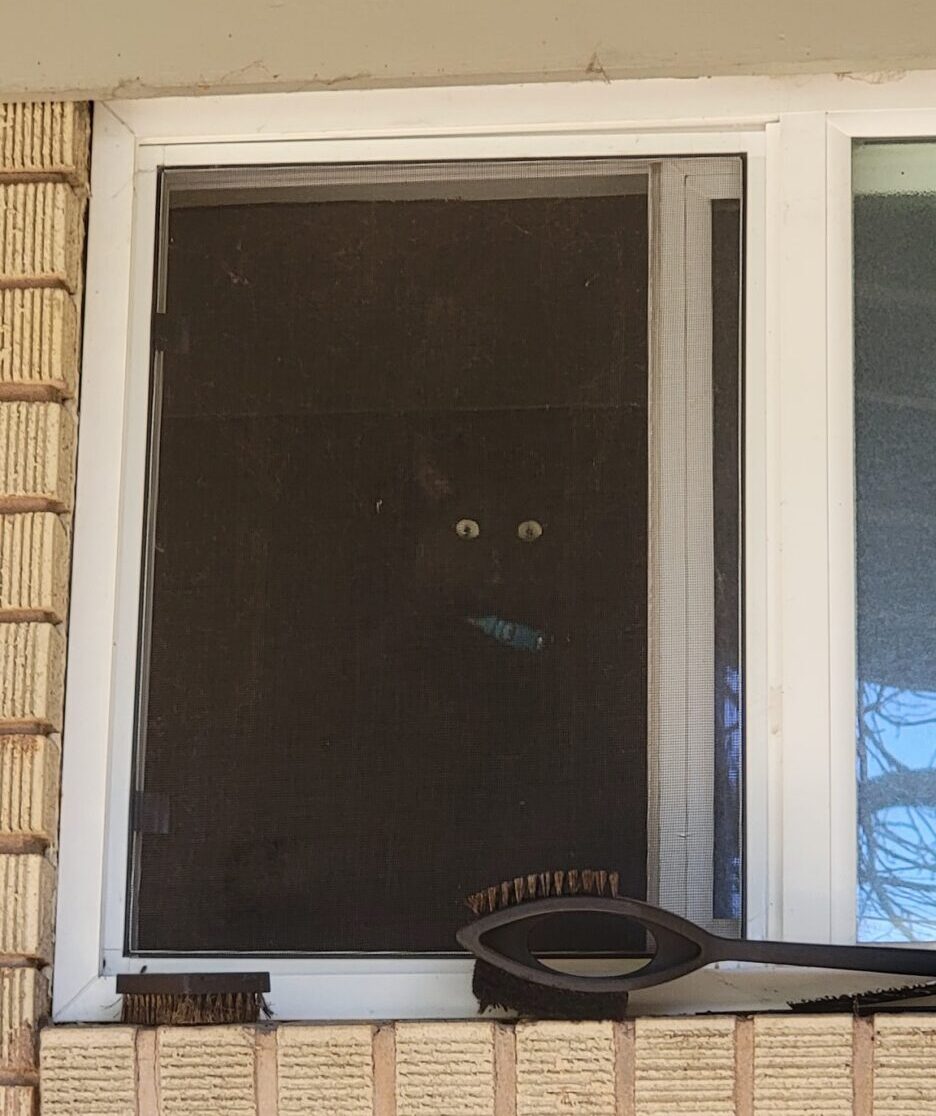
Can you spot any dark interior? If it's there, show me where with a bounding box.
[132,177,651,954]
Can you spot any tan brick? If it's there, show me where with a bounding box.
[158,1026,256,1115]
[0,736,59,849]
[752,1014,852,1114]
[634,1015,734,1115]
[0,404,75,512]
[277,1024,373,1115]
[0,624,65,732]
[874,1013,936,1114]
[0,515,69,621]
[515,1020,615,1116]
[40,1026,137,1116]
[0,967,48,1075]
[0,104,89,186]
[0,1086,35,1116]
[0,290,79,400]
[395,1021,494,1115]
[0,184,83,292]
[0,854,53,962]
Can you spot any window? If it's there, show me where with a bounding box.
[54,82,936,1022]
[131,158,742,955]
[853,141,936,943]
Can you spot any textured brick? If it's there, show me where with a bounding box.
[0,403,75,511]
[633,1016,734,1115]
[0,290,79,400]
[0,184,83,291]
[277,1024,373,1115]
[515,1021,615,1116]
[0,967,48,1075]
[874,1013,936,1114]
[0,736,59,848]
[40,1027,137,1116]
[0,514,69,620]
[158,1026,256,1115]
[753,1014,852,1114]
[396,1021,494,1115]
[0,104,89,185]
[0,1086,35,1116]
[0,623,65,731]
[0,854,53,961]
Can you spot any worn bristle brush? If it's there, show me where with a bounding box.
[461,869,633,1021]
[116,973,271,1025]
[458,871,936,1021]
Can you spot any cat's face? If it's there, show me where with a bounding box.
[402,411,638,640]
[411,448,558,625]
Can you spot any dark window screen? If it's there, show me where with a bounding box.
[130,168,650,954]
[711,198,743,924]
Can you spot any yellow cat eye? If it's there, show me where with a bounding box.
[455,518,481,539]
[517,519,543,542]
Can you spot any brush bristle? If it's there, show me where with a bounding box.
[120,991,269,1026]
[466,868,621,917]
[472,960,628,1021]
[789,980,936,1015]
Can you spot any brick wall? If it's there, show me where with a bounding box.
[0,101,89,1116]
[3,98,936,1116]
[34,1015,936,1115]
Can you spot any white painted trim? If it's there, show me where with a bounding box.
[58,963,928,1024]
[100,150,163,958]
[53,104,137,1019]
[104,71,936,148]
[826,121,859,943]
[770,113,836,943]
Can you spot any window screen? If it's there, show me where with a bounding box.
[128,158,743,955]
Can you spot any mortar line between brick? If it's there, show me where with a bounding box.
[136,1029,158,1116]
[734,1016,754,1116]
[0,387,66,404]
[614,1020,635,1116]
[0,1071,39,1088]
[0,279,71,294]
[0,501,67,517]
[852,1016,873,1116]
[0,609,61,625]
[493,1023,517,1116]
[373,1023,396,1116]
[0,954,44,969]
[255,1027,278,1116]
[0,835,49,856]
[0,722,55,737]
[0,172,86,189]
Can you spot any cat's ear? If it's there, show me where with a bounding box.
[412,440,453,506]
[414,452,453,505]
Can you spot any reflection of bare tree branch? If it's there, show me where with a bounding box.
[858,682,936,941]
[860,769,936,814]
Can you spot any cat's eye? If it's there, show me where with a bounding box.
[455,518,481,539]
[517,519,544,542]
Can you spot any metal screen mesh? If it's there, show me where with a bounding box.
[129,156,742,955]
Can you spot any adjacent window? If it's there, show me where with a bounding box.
[854,142,936,942]
[127,158,744,956]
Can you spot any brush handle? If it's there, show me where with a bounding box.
[725,937,936,977]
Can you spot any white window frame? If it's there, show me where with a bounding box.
[53,75,936,1023]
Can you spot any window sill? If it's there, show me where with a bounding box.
[54,958,934,1023]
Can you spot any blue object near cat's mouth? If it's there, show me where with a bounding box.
[466,615,548,653]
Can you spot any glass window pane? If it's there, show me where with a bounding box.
[854,142,936,942]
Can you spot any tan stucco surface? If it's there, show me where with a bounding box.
[3,0,936,100]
